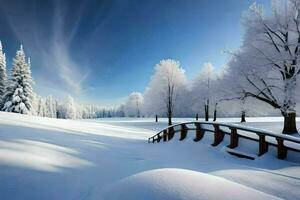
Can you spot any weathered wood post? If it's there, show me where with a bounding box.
[157,134,162,143]
[168,127,175,141]
[258,134,268,156]
[155,115,158,122]
[276,138,287,159]
[212,124,224,146]
[163,129,167,142]
[228,127,238,149]
[194,123,204,142]
[180,124,188,141]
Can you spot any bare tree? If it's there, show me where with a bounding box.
[212,96,244,122]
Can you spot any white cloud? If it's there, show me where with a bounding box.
[2,0,89,95]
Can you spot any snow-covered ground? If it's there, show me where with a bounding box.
[0,112,300,200]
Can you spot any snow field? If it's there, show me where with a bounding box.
[0,112,300,199]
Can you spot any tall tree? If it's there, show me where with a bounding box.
[64,95,76,119]
[44,95,57,118]
[143,59,187,125]
[36,95,46,117]
[124,92,143,117]
[2,45,35,114]
[227,1,300,134]
[190,63,221,121]
[0,41,6,107]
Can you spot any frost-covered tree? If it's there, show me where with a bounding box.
[124,92,143,117]
[190,62,217,121]
[36,95,46,117]
[117,104,126,117]
[212,63,248,121]
[63,95,76,119]
[0,41,6,107]
[44,95,57,118]
[143,59,187,125]
[226,0,300,133]
[2,45,35,114]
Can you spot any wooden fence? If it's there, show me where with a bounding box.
[148,121,300,159]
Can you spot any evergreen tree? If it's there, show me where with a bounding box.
[45,95,56,118]
[64,95,76,119]
[2,45,35,114]
[0,41,6,107]
[36,96,44,116]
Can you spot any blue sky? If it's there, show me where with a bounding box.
[0,0,270,106]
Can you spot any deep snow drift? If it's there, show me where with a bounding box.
[0,112,299,200]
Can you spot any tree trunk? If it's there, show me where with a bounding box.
[168,115,172,126]
[167,83,173,126]
[167,104,172,125]
[213,108,217,121]
[241,111,246,123]
[204,104,209,121]
[282,67,297,134]
[282,112,297,134]
[137,110,140,118]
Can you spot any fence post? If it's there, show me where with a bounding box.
[168,127,175,141]
[180,124,188,141]
[194,123,204,142]
[258,135,268,156]
[276,138,287,159]
[228,128,238,149]
[163,130,167,142]
[212,124,224,146]
[157,134,161,143]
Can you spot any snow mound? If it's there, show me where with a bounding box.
[103,168,282,200]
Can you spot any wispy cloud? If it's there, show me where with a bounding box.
[47,39,89,94]
[2,0,89,95]
[43,1,89,94]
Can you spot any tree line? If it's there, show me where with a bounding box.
[0,44,124,119]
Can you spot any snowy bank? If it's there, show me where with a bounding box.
[103,168,282,200]
[0,112,299,199]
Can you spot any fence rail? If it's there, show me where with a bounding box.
[148,121,300,159]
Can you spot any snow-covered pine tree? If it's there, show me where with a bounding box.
[0,41,7,107]
[64,95,76,119]
[2,45,35,114]
[44,95,57,118]
[36,96,42,116]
